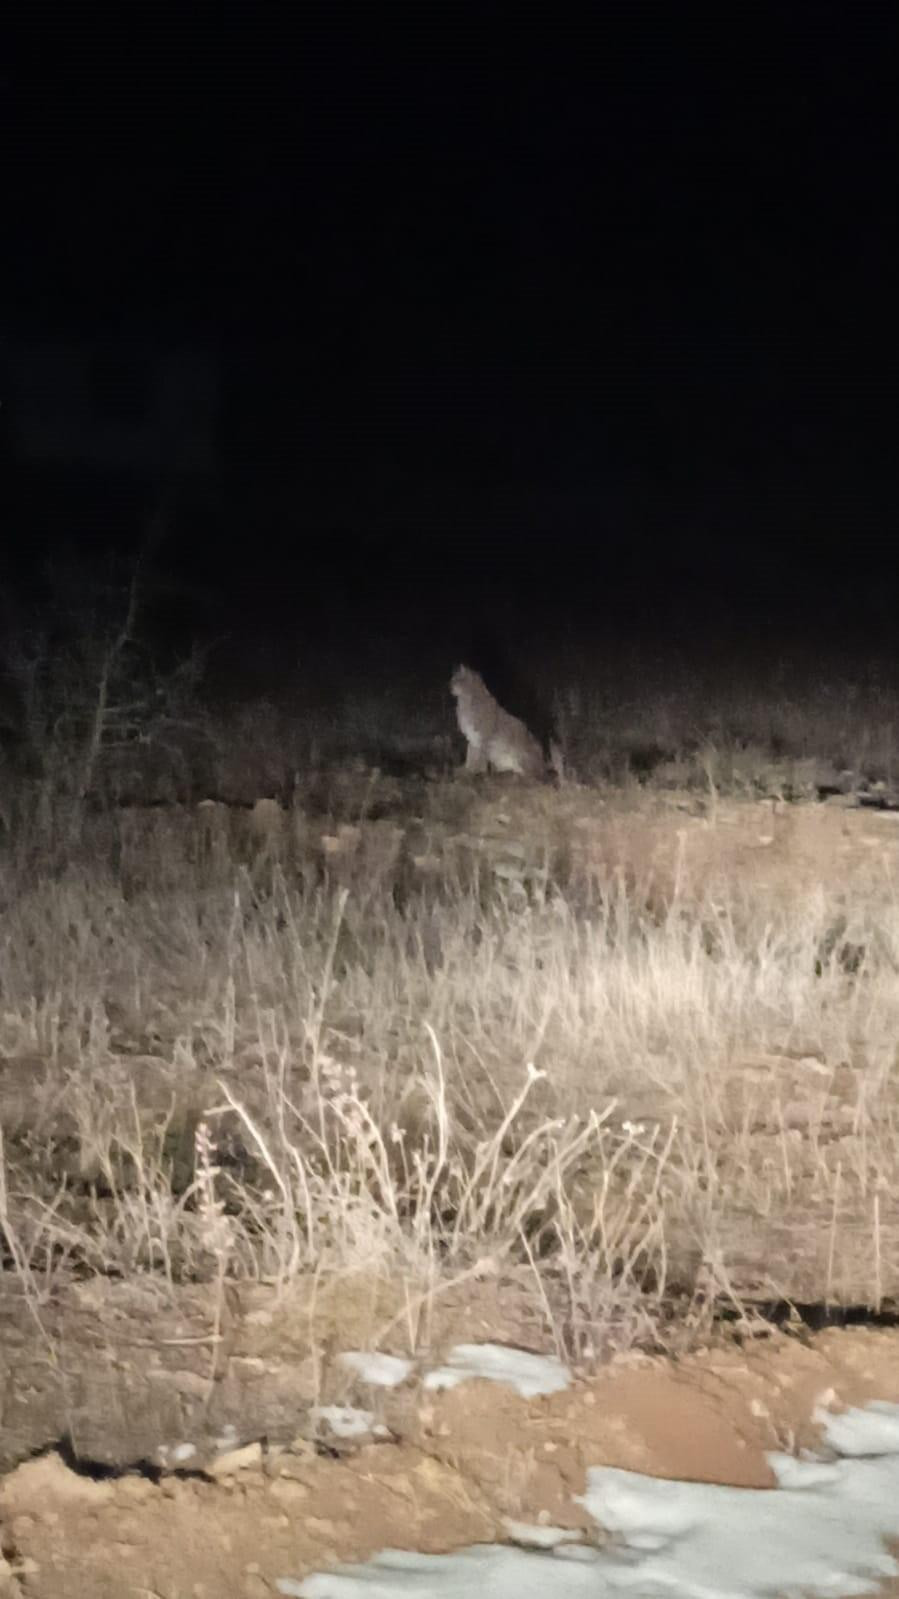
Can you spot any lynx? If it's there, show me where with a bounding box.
[450,665,545,778]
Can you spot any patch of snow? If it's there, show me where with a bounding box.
[157,1441,197,1468]
[551,1544,604,1563]
[338,1351,414,1388]
[814,1397,899,1456]
[311,1405,380,1440]
[580,1453,899,1590]
[282,1401,899,1599]
[278,1545,600,1598]
[502,1519,583,1549]
[422,1343,571,1398]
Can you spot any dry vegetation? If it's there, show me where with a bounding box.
[3,581,899,1383]
[2,746,899,1367]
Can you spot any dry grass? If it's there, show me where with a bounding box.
[1,768,898,1363]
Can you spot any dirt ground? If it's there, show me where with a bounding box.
[2,1275,899,1597]
[4,788,899,1592]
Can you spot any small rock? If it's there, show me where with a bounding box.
[209,1441,263,1477]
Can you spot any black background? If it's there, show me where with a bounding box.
[4,3,898,667]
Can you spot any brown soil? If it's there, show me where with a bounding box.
[2,1275,899,1598]
[3,789,899,1592]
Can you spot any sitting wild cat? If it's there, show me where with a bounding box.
[450,665,545,778]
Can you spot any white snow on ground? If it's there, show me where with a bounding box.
[422,1343,571,1398]
[813,1397,899,1456]
[276,1547,603,1598]
[502,1519,585,1549]
[156,1441,197,1467]
[280,1401,899,1599]
[338,1351,414,1387]
[310,1406,385,1440]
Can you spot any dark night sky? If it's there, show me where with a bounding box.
[4,3,899,646]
